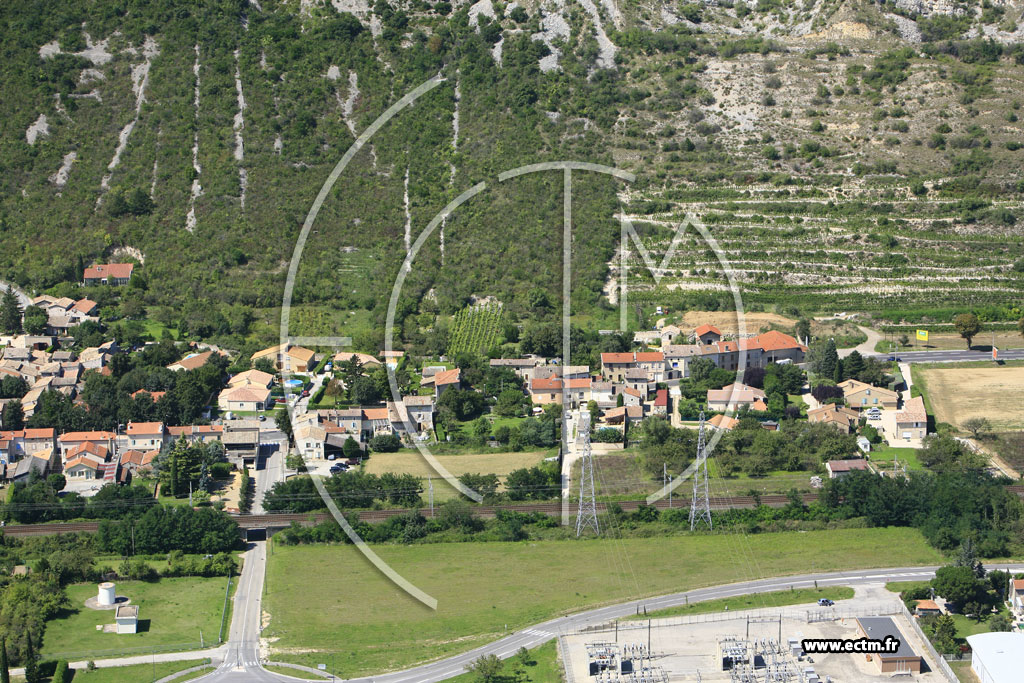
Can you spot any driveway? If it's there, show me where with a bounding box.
[839,326,882,359]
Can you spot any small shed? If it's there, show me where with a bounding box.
[115,604,138,634]
[915,599,942,616]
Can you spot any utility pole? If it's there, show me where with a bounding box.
[690,412,713,531]
[575,411,599,536]
[668,475,673,508]
[428,477,434,518]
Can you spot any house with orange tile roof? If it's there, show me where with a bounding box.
[65,441,110,465]
[420,368,461,398]
[707,414,740,431]
[58,431,116,457]
[167,425,224,445]
[706,383,767,412]
[218,385,272,412]
[167,350,215,372]
[131,388,166,403]
[251,344,316,373]
[126,422,166,451]
[227,369,275,390]
[600,352,636,382]
[894,395,927,441]
[808,403,861,434]
[64,455,104,480]
[0,428,57,461]
[751,330,807,364]
[694,324,722,344]
[83,263,134,285]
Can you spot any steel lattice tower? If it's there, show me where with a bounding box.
[690,411,713,531]
[575,411,599,536]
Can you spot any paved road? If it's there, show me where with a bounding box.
[0,279,30,308]
[253,447,284,515]
[865,347,1024,363]
[200,541,289,682]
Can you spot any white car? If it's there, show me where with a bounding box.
[866,408,882,421]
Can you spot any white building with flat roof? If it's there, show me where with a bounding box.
[966,632,1024,683]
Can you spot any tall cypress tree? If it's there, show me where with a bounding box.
[0,636,10,683]
[23,632,38,683]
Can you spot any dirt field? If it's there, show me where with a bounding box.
[677,311,795,335]
[883,330,1024,352]
[363,450,546,479]
[919,366,1024,430]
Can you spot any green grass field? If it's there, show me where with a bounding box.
[66,660,212,683]
[263,528,944,677]
[869,446,924,470]
[43,577,234,660]
[624,586,854,620]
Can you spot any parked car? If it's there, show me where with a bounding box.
[329,464,344,474]
[817,598,834,607]
[866,408,882,421]
[258,415,266,421]
[345,457,361,466]
[301,389,310,398]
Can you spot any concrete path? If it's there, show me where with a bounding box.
[838,325,882,359]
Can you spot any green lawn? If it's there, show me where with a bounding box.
[445,640,561,683]
[885,580,929,594]
[951,660,980,683]
[66,660,212,683]
[624,586,854,620]
[263,528,944,678]
[43,576,234,660]
[869,446,924,470]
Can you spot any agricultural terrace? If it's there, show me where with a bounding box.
[262,528,944,677]
[917,365,1024,431]
[447,302,504,356]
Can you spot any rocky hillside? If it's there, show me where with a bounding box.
[1,0,1023,347]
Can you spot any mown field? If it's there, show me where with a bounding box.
[625,586,854,620]
[64,660,213,683]
[43,577,234,660]
[917,365,1024,430]
[262,528,945,678]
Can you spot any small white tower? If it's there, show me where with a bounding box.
[98,582,116,606]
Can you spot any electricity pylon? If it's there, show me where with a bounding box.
[576,411,599,536]
[690,411,713,531]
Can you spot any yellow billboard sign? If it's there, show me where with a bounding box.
[916,329,929,342]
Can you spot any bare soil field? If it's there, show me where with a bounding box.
[363,450,545,479]
[886,331,1024,352]
[919,366,1024,431]
[678,311,796,335]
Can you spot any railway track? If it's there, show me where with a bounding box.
[5,487,1023,537]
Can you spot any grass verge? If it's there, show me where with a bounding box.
[623,586,854,620]
[65,660,210,682]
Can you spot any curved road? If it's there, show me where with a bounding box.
[204,562,1023,683]
[0,280,30,308]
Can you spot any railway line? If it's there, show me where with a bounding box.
[5,487,1023,537]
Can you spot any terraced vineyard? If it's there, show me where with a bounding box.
[618,187,1024,319]
[447,302,504,356]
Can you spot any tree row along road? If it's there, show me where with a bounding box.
[6,486,1024,536]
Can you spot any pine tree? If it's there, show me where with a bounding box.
[23,632,38,683]
[0,289,21,334]
[0,636,10,683]
[832,358,843,384]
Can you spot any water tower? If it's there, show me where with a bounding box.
[98,582,116,606]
